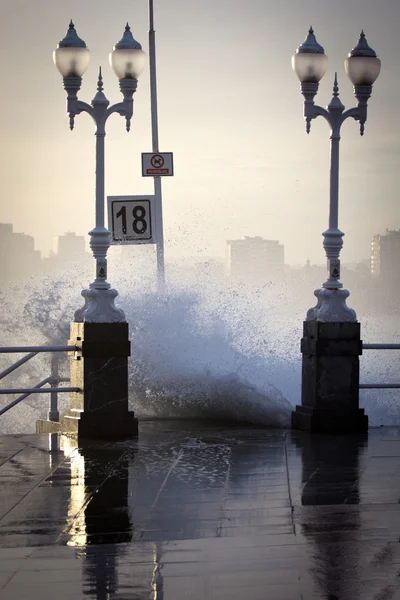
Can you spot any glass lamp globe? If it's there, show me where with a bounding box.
[53,21,90,77]
[110,24,146,79]
[345,31,381,86]
[292,27,328,83]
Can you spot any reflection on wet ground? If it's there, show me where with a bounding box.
[0,422,399,599]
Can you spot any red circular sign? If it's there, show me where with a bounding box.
[151,154,164,168]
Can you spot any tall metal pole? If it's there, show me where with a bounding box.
[149,0,165,293]
[328,133,340,231]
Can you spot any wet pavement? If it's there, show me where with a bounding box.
[0,422,399,599]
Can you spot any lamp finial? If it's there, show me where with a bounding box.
[97,67,104,93]
[333,72,339,97]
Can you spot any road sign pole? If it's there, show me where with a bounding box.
[154,177,165,293]
[149,0,165,293]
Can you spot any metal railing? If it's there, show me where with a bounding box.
[0,346,80,421]
[0,342,398,418]
[360,343,400,389]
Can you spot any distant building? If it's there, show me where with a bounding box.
[226,236,284,281]
[371,229,400,283]
[43,232,90,272]
[53,232,86,260]
[0,223,41,281]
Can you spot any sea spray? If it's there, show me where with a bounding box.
[0,251,398,432]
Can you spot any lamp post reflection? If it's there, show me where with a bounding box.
[295,433,367,599]
[152,542,164,600]
[60,436,133,598]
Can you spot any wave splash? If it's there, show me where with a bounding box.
[124,282,294,426]
[0,252,398,431]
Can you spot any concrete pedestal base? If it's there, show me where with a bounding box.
[292,406,368,434]
[292,320,367,434]
[62,409,138,440]
[61,321,138,440]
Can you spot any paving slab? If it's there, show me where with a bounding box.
[0,422,399,599]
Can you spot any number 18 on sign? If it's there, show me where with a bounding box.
[107,196,156,244]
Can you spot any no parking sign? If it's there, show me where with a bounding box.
[142,152,174,176]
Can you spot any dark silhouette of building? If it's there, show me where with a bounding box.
[42,232,91,272]
[226,236,284,281]
[369,229,400,310]
[371,229,400,283]
[0,223,41,281]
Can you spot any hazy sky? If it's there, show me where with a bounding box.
[0,0,399,266]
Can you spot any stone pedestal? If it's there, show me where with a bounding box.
[61,321,138,440]
[292,321,368,434]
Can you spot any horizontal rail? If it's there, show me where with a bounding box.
[361,343,400,389]
[0,352,38,380]
[0,349,76,419]
[0,346,77,354]
[0,377,51,416]
[360,384,400,389]
[362,344,400,350]
[0,387,79,394]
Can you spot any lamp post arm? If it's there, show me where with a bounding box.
[304,101,333,134]
[342,106,362,122]
[106,101,128,117]
[341,104,368,136]
[71,99,95,121]
[306,102,331,123]
[106,97,133,132]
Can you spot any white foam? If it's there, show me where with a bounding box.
[0,252,398,432]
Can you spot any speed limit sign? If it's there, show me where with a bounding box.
[107,195,157,244]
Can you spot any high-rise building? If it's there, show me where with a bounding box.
[226,236,284,281]
[53,232,86,260]
[371,229,400,283]
[43,232,90,272]
[0,223,41,281]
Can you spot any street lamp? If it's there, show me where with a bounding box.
[292,28,381,322]
[291,29,381,434]
[54,21,145,322]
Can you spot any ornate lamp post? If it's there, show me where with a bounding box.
[53,22,145,439]
[54,21,145,322]
[292,28,381,321]
[291,29,381,433]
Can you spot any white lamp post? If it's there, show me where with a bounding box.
[54,22,145,323]
[292,28,381,322]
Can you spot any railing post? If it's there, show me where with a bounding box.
[48,354,60,422]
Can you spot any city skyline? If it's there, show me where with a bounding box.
[2,219,398,271]
[0,0,399,266]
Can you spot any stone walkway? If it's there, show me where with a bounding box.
[0,422,399,599]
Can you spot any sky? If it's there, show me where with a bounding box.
[0,0,399,266]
